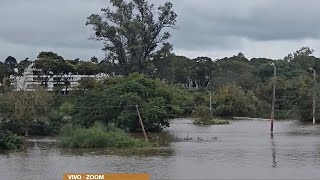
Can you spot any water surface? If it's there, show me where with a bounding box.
[1,119,320,180]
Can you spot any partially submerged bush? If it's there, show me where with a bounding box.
[58,123,149,149]
[0,130,24,149]
[72,74,193,132]
[192,106,229,125]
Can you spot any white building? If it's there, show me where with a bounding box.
[10,63,109,93]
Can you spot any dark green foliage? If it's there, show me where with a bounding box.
[76,62,99,75]
[72,74,192,132]
[0,62,10,85]
[0,130,23,149]
[210,56,259,91]
[78,77,97,90]
[16,58,32,75]
[0,119,25,136]
[4,56,17,73]
[213,84,260,117]
[28,120,53,136]
[192,106,213,124]
[191,57,215,87]
[192,106,229,125]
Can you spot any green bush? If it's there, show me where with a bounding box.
[213,84,260,117]
[192,106,213,124]
[0,130,24,149]
[29,120,53,136]
[192,106,229,125]
[58,123,149,149]
[72,74,192,132]
[0,119,25,136]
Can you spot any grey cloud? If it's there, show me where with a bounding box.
[0,0,105,60]
[1,0,320,61]
[170,0,320,51]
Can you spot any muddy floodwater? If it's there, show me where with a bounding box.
[1,119,320,180]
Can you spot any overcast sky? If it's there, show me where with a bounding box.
[1,0,320,61]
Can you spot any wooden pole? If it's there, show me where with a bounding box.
[136,105,148,141]
[271,64,276,133]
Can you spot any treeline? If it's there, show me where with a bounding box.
[0,74,194,149]
[2,46,319,121]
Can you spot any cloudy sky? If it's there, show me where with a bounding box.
[1,0,320,61]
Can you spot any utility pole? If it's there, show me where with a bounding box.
[136,105,148,141]
[310,68,316,125]
[271,63,276,133]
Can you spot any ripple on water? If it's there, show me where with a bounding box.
[1,119,320,180]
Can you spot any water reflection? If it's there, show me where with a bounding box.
[2,120,320,180]
[270,133,277,168]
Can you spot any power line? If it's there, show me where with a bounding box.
[0,105,195,109]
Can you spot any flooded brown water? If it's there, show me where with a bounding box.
[1,119,320,180]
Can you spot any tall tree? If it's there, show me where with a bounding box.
[91,56,99,63]
[34,51,75,88]
[0,62,10,86]
[191,57,214,87]
[76,61,99,75]
[4,56,17,73]
[16,58,32,75]
[86,0,177,75]
[152,43,174,80]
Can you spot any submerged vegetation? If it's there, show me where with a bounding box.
[58,123,149,149]
[192,106,229,125]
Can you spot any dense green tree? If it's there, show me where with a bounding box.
[4,56,17,73]
[72,74,192,132]
[78,77,98,90]
[98,60,118,75]
[0,62,9,84]
[170,56,193,85]
[0,88,53,136]
[210,56,258,90]
[76,61,99,75]
[34,51,76,88]
[249,58,273,67]
[16,58,32,75]
[91,56,99,63]
[86,0,177,75]
[151,43,175,80]
[191,57,215,87]
[213,84,260,117]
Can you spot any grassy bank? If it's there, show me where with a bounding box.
[58,123,151,149]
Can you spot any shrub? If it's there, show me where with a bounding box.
[192,106,213,124]
[58,123,149,149]
[29,120,53,136]
[192,106,229,125]
[0,130,24,149]
[0,119,24,136]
